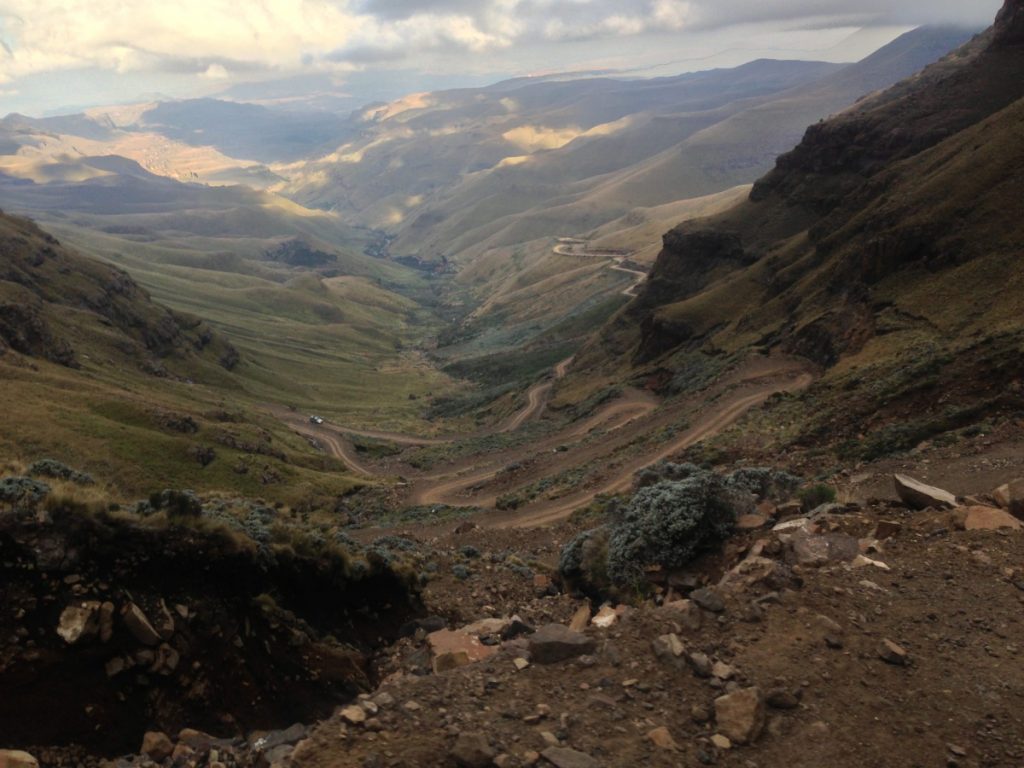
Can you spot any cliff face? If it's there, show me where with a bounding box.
[564,0,1024,451]
[994,0,1024,46]
[624,0,1024,371]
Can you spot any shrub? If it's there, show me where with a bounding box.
[0,476,51,512]
[146,489,203,518]
[606,471,740,586]
[27,459,94,485]
[798,484,837,512]
[633,462,703,490]
[724,467,801,501]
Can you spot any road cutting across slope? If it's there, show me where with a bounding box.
[490,371,814,528]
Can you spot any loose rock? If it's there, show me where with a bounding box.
[714,687,765,745]
[528,624,596,664]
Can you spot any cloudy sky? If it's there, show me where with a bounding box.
[0,0,1002,115]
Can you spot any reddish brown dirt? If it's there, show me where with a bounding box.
[289,505,1024,768]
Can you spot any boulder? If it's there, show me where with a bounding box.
[788,533,860,567]
[450,732,495,768]
[122,603,161,646]
[894,474,956,510]
[527,624,596,664]
[540,747,599,768]
[0,751,39,768]
[714,687,765,745]
[57,601,102,644]
[993,479,1024,519]
[690,587,725,613]
[427,629,497,673]
[141,731,174,763]
[956,506,1023,531]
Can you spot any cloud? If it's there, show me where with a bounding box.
[0,0,1003,86]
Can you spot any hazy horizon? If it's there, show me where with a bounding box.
[0,0,1000,117]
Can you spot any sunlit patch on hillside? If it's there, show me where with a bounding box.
[496,155,531,168]
[502,117,633,153]
[363,92,435,122]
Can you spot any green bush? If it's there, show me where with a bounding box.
[798,484,837,512]
[606,472,740,586]
[0,476,51,512]
[27,459,94,485]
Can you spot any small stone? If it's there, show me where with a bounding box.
[57,602,101,645]
[714,687,765,745]
[657,599,703,631]
[540,746,599,768]
[687,651,713,678]
[568,605,591,632]
[710,734,732,750]
[122,603,161,646]
[652,633,686,659]
[590,605,618,628]
[647,726,679,750]
[691,588,725,613]
[712,661,735,680]
[690,704,712,724]
[141,732,174,763]
[341,705,367,725]
[514,658,530,671]
[879,639,908,666]
[450,732,496,768]
[528,624,596,664]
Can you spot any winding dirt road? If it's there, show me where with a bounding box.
[271,353,813,528]
[553,238,647,297]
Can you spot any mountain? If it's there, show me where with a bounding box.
[282,26,975,264]
[571,0,1024,461]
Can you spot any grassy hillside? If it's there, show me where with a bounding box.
[0,211,374,503]
[569,1,1024,461]
[0,160,460,433]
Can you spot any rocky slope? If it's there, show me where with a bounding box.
[0,484,422,760]
[572,0,1024,460]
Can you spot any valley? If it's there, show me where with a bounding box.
[1,2,1023,767]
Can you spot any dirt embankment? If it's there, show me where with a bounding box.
[0,508,420,756]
